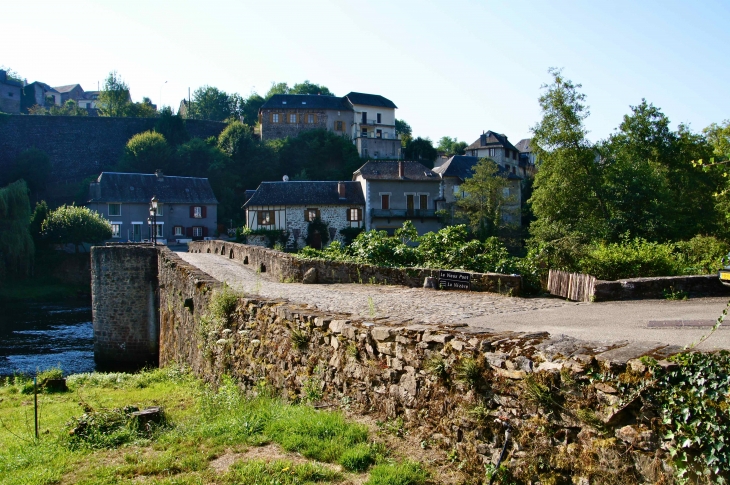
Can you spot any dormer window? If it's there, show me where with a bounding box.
[302,101,306,105]
[282,101,287,104]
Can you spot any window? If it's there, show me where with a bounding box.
[305,208,320,222]
[111,224,121,238]
[193,206,202,218]
[155,204,163,216]
[376,129,382,138]
[173,226,183,236]
[273,113,279,123]
[503,187,510,197]
[308,114,314,123]
[347,208,362,221]
[419,194,428,210]
[154,224,164,237]
[489,148,495,157]
[377,113,381,123]
[108,203,121,216]
[193,226,203,237]
[335,120,344,131]
[290,113,296,123]
[381,194,390,210]
[257,210,274,225]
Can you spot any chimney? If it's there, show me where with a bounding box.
[398,161,405,178]
[338,182,346,199]
[480,132,486,147]
[155,169,164,179]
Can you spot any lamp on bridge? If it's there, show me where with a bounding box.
[149,196,158,246]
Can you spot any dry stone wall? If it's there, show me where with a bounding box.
[188,240,522,294]
[158,246,687,483]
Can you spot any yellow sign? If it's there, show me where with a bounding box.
[720,271,730,281]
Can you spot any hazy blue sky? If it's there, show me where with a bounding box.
[2,0,728,145]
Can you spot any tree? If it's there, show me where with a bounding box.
[126,97,158,118]
[273,129,361,181]
[97,71,131,117]
[155,107,189,146]
[395,119,412,146]
[42,205,112,253]
[28,99,89,116]
[29,200,49,248]
[8,148,52,196]
[175,137,228,178]
[187,86,240,121]
[0,180,34,281]
[437,136,467,156]
[290,80,334,96]
[456,158,512,240]
[529,68,609,244]
[117,131,172,174]
[404,137,437,164]
[703,120,730,160]
[242,93,265,126]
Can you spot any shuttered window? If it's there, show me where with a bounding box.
[290,113,296,123]
[305,208,320,221]
[257,210,274,225]
[347,208,362,221]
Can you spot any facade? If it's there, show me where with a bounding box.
[465,131,525,177]
[0,70,23,114]
[21,82,61,112]
[244,181,365,249]
[353,160,441,235]
[514,138,537,177]
[432,155,522,226]
[87,171,218,244]
[259,92,401,159]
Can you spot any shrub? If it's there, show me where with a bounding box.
[674,235,729,274]
[578,238,680,280]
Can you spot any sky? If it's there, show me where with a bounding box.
[2,0,729,145]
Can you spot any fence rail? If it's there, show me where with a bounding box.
[547,270,596,302]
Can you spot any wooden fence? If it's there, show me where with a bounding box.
[547,270,596,302]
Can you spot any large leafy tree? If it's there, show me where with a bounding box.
[264,81,334,99]
[7,148,52,196]
[404,137,437,164]
[437,136,468,156]
[0,180,34,281]
[97,71,131,117]
[187,86,238,121]
[273,129,361,181]
[154,107,190,146]
[117,131,173,174]
[395,119,412,146]
[42,205,111,253]
[242,93,265,126]
[456,158,512,240]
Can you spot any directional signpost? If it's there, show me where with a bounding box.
[438,270,471,291]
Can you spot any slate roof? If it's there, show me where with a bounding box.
[515,138,532,153]
[345,92,397,109]
[466,131,519,152]
[353,160,438,181]
[88,172,218,204]
[27,81,60,94]
[53,84,82,93]
[261,94,352,111]
[431,156,522,181]
[244,181,364,207]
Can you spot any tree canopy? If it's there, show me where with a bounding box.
[265,81,334,98]
[117,131,172,174]
[437,136,468,156]
[395,119,412,146]
[456,158,513,240]
[6,148,52,196]
[42,205,112,252]
[97,71,132,117]
[187,86,243,121]
[404,137,437,164]
[0,180,34,281]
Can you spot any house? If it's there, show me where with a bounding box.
[53,84,85,104]
[0,69,23,114]
[21,82,61,111]
[244,181,365,249]
[432,155,522,226]
[514,138,537,177]
[353,160,441,235]
[465,131,522,177]
[87,171,218,244]
[258,92,401,159]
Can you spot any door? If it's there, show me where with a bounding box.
[310,231,322,250]
[406,195,415,216]
[132,224,141,242]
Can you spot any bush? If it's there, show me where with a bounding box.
[674,235,729,274]
[578,238,680,280]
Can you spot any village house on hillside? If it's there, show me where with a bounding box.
[465,131,527,177]
[432,155,522,225]
[353,160,441,235]
[514,138,537,177]
[87,171,218,244]
[259,92,401,159]
[244,181,365,249]
[0,69,23,114]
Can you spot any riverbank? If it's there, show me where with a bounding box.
[0,251,90,302]
[0,367,446,485]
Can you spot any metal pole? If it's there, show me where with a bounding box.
[34,377,38,439]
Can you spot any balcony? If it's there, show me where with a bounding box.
[355,131,400,140]
[371,209,437,219]
[358,119,396,127]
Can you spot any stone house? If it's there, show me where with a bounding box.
[87,171,218,244]
[21,81,61,112]
[515,138,537,177]
[353,160,442,235]
[465,131,523,177]
[0,69,23,114]
[432,155,522,226]
[244,181,365,249]
[259,92,401,159]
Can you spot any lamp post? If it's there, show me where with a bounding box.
[149,196,158,246]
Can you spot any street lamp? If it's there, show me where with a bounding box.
[149,196,158,246]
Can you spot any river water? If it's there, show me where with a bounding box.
[0,301,94,377]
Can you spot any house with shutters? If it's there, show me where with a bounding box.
[353,160,442,235]
[87,171,218,244]
[243,181,365,249]
[465,131,524,177]
[259,92,401,159]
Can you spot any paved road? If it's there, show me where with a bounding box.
[177,252,730,350]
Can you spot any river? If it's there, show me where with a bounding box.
[0,301,94,377]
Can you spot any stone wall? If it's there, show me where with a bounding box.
[157,246,685,483]
[594,274,729,301]
[0,115,226,194]
[91,245,159,369]
[187,240,522,294]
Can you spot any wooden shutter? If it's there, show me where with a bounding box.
[203,227,209,237]
[314,114,318,124]
[186,227,193,237]
[269,112,273,123]
[201,206,207,218]
[304,209,309,221]
[357,208,362,221]
[189,206,195,218]
[346,208,351,221]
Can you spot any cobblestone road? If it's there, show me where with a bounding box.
[176,252,566,325]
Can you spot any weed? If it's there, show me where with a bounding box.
[524,374,559,410]
[663,285,689,300]
[65,404,159,450]
[467,403,491,424]
[209,284,239,322]
[425,355,449,380]
[290,328,309,351]
[368,296,376,317]
[228,459,341,484]
[301,375,323,403]
[377,417,405,437]
[346,342,359,360]
[339,442,374,472]
[455,357,482,388]
[365,461,429,485]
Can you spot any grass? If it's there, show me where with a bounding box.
[0,367,429,485]
[0,277,89,302]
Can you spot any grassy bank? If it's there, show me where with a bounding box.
[0,277,88,302]
[0,367,431,485]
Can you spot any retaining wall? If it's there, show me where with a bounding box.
[593,274,729,301]
[157,246,689,483]
[187,240,522,295]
